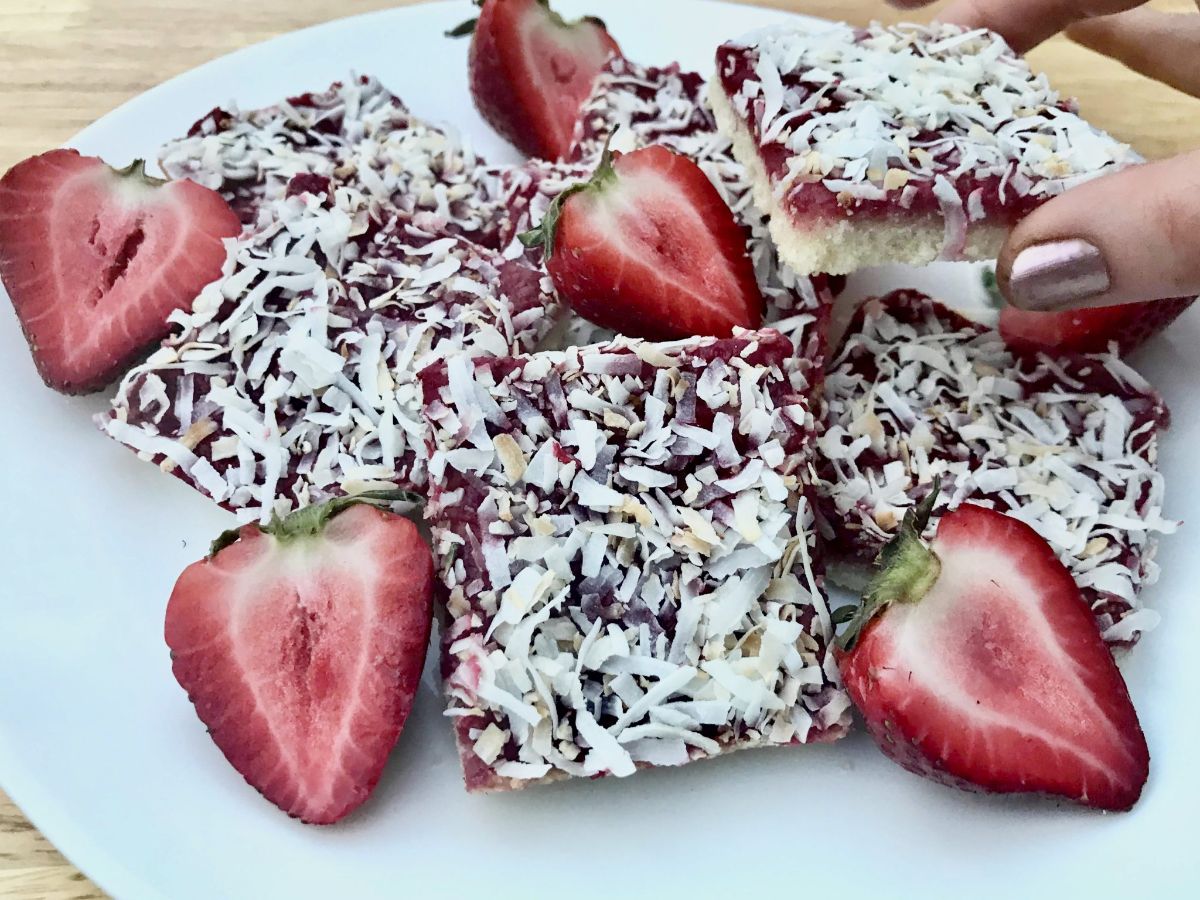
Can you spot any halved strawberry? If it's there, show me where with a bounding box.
[834,488,1150,812]
[521,144,764,340]
[457,0,621,159]
[0,150,240,393]
[1000,295,1195,356]
[166,493,434,825]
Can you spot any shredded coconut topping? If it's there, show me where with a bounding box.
[817,292,1175,648]
[161,75,502,244]
[715,22,1139,251]
[101,189,558,523]
[422,330,849,791]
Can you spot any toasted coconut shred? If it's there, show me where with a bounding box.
[421,330,850,791]
[717,22,1140,254]
[817,292,1175,648]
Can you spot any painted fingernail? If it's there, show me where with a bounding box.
[1006,239,1110,311]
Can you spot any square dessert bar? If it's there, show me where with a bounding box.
[421,330,851,791]
[817,291,1175,648]
[711,22,1140,274]
[162,75,501,245]
[101,191,559,523]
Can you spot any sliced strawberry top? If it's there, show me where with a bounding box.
[0,150,240,393]
[838,503,1149,811]
[533,145,764,340]
[469,0,621,159]
[999,295,1195,357]
[166,501,434,825]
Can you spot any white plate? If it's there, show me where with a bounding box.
[1,2,1197,898]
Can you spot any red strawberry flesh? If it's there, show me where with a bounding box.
[0,149,240,393]
[166,501,434,824]
[542,145,763,340]
[1000,295,1195,356]
[469,0,620,159]
[838,503,1149,811]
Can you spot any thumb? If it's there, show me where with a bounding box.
[998,150,1200,311]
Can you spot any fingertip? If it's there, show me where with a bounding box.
[1001,238,1112,312]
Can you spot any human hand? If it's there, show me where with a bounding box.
[888,1,1200,312]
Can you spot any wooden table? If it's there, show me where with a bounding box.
[0,1,1196,896]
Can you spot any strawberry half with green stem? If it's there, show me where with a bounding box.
[452,0,621,160]
[166,491,434,825]
[521,143,764,340]
[0,149,240,393]
[834,485,1150,812]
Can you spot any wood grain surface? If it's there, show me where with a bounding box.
[1,1,1196,897]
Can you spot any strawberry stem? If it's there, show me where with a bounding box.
[445,17,478,37]
[980,266,1003,310]
[208,490,418,555]
[519,132,619,259]
[113,158,166,187]
[835,479,943,651]
[445,0,483,38]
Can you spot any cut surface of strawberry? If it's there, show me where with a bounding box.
[522,144,764,340]
[465,0,621,159]
[0,150,240,393]
[1000,295,1196,356]
[166,493,434,825]
[836,492,1150,812]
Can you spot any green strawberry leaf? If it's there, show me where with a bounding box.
[836,478,943,652]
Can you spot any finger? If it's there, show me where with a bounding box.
[938,0,1149,53]
[1068,9,1200,98]
[997,150,1200,310]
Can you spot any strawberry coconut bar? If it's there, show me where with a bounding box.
[710,22,1140,275]
[162,75,501,244]
[421,330,851,791]
[817,291,1175,648]
[101,190,559,523]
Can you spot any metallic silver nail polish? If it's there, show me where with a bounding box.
[1006,239,1111,312]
